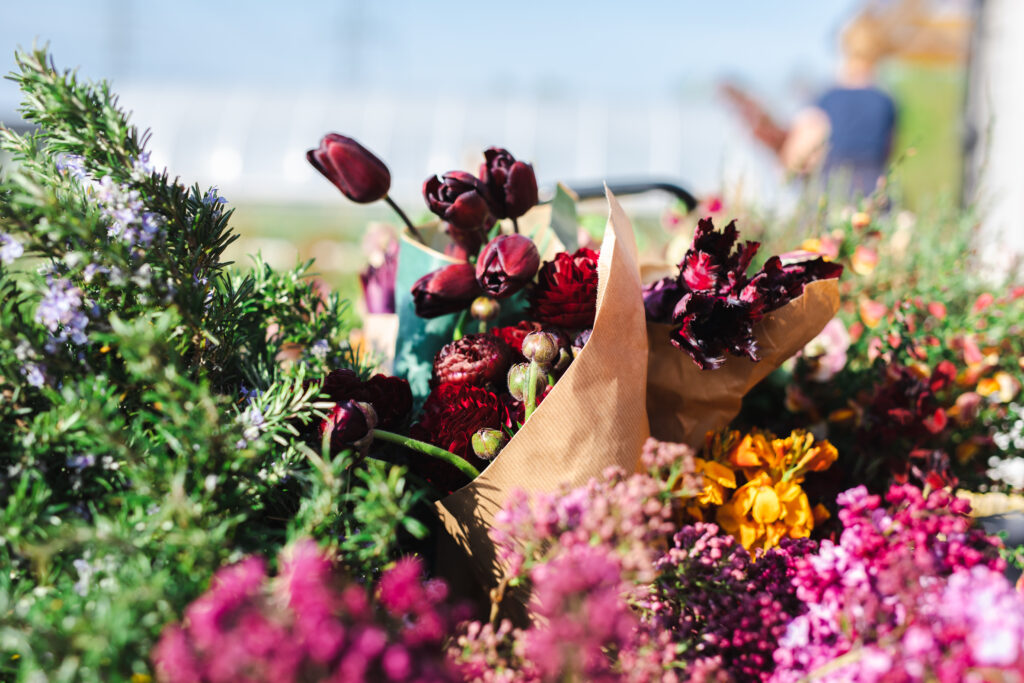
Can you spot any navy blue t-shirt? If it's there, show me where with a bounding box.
[816,87,896,195]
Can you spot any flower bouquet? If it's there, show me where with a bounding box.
[308,138,650,594]
[643,218,842,447]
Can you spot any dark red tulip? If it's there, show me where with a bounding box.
[307,134,391,204]
[411,262,482,318]
[423,172,491,231]
[475,234,540,298]
[479,147,539,219]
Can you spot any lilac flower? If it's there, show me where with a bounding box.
[236,405,266,447]
[0,233,24,264]
[132,151,155,177]
[21,363,46,387]
[36,276,89,345]
[72,557,94,596]
[203,186,228,207]
[55,153,88,180]
[309,340,329,361]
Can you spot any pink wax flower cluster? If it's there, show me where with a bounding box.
[152,541,459,683]
[772,484,1012,682]
[452,438,700,682]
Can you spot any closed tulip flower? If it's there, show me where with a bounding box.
[411,262,482,318]
[475,234,540,298]
[479,147,538,220]
[423,171,492,232]
[307,134,391,204]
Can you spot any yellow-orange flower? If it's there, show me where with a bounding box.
[686,457,737,521]
[977,371,1021,403]
[716,472,814,551]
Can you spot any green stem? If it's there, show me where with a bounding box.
[385,194,426,245]
[452,308,469,341]
[373,429,481,479]
[524,360,540,421]
[478,319,487,335]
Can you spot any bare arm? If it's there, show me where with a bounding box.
[780,107,831,174]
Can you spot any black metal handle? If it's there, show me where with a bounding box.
[544,180,699,211]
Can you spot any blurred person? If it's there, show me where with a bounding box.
[723,13,897,198]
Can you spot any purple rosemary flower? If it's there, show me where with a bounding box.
[0,233,24,264]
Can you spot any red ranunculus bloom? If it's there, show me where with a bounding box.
[528,248,599,329]
[411,383,513,459]
[491,321,544,355]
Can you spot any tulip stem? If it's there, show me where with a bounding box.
[524,360,539,421]
[385,194,426,245]
[372,429,481,480]
[511,216,519,234]
[452,308,469,341]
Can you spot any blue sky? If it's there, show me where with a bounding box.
[3,1,860,105]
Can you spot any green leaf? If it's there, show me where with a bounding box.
[548,182,579,253]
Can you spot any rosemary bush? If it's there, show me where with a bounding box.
[0,48,424,682]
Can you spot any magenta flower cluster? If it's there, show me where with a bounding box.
[772,484,1014,681]
[152,540,459,683]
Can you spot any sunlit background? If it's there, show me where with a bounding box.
[4,0,1018,290]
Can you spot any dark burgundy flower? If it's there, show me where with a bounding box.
[408,384,514,493]
[319,400,377,453]
[670,292,759,370]
[433,334,513,387]
[744,255,843,310]
[528,248,600,329]
[475,234,540,298]
[642,276,685,322]
[411,263,482,318]
[359,239,397,314]
[307,134,390,204]
[653,217,843,369]
[411,383,513,460]
[319,369,412,431]
[423,172,491,232]
[479,147,538,220]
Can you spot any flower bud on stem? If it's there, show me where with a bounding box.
[372,428,481,479]
[524,360,541,421]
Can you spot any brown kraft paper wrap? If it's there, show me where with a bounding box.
[435,188,650,596]
[646,277,840,449]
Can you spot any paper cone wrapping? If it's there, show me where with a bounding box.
[436,189,650,590]
[646,278,840,448]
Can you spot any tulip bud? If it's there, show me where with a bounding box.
[321,400,378,453]
[507,362,547,402]
[479,147,539,220]
[411,263,482,318]
[521,331,559,367]
[307,134,391,204]
[472,428,507,461]
[470,296,500,322]
[475,234,540,298]
[423,171,492,232]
